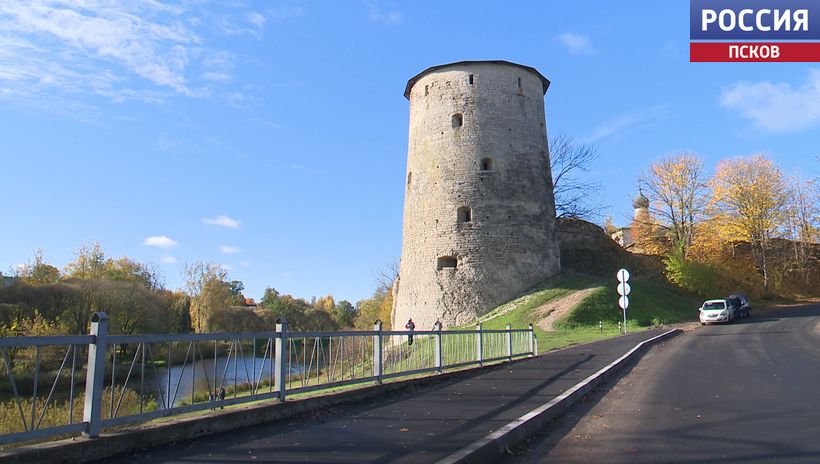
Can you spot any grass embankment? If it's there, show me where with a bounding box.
[476,273,699,353]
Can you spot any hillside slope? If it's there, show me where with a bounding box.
[471,218,700,350]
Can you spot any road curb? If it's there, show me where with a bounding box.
[437,328,682,464]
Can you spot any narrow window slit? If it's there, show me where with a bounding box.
[457,206,472,223]
[437,256,457,270]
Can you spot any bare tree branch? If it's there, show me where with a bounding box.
[548,135,604,220]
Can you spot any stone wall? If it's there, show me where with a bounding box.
[393,61,561,330]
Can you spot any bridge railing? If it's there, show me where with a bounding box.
[0,313,535,446]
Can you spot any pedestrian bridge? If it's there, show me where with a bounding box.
[0,312,535,453]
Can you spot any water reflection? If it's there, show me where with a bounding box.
[149,356,299,408]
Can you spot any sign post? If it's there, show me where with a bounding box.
[617,269,631,334]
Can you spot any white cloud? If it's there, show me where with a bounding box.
[584,106,668,143]
[222,263,234,271]
[0,1,199,96]
[720,70,820,132]
[143,235,178,249]
[239,260,251,268]
[0,1,266,108]
[269,6,304,20]
[160,255,178,264]
[247,11,266,32]
[555,33,597,55]
[201,51,234,83]
[367,3,402,25]
[220,245,240,254]
[202,215,241,229]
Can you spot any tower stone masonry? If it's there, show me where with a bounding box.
[393,60,561,330]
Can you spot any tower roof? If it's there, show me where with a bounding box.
[404,60,551,99]
[633,190,649,209]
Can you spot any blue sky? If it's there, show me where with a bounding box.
[1,1,818,304]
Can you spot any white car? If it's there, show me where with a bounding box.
[699,299,736,325]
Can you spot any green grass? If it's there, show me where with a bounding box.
[558,279,698,328]
[536,325,640,352]
[477,273,603,326]
[473,273,699,353]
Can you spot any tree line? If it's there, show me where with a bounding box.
[0,243,397,337]
[612,153,818,298]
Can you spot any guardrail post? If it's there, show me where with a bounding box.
[433,321,443,373]
[373,320,383,384]
[528,324,535,357]
[275,318,288,401]
[476,323,483,366]
[534,335,538,356]
[506,323,512,361]
[83,312,108,438]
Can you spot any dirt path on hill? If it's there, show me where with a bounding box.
[535,288,599,332]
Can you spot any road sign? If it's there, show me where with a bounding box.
[616,268,630,334]
[617,282,631,296]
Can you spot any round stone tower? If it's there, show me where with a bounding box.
[393,60,561,330]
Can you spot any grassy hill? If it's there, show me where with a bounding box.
[454,219,703,352]
[473,272,698,353]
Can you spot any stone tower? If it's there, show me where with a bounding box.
[393,60,561,330]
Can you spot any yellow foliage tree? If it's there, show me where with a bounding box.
[377,285,393,330]
[638,153,709,257]
[64,241,107,280]
[183,262,231,333]
[18,249,60,285]
[630,207,668,255]
[710,154,789,294]
[314,295,336,312]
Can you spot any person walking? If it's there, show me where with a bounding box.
[405,318,416,346]
[218,387,226,409]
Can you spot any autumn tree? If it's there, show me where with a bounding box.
[64,241,107,280]
[227,280,246,305]
[711,155,789,294]
[638,153,710,257]
[784,174,819,285]
[17,249,60,285]
[313,295,336,313]
[549,135,603,219]
[163,290,193,333]
[95,280,168,336]
[258,287,334,331]
[354,288,386,330]
[183,262,231,333]
[602,216,618,236]
[331,300,357,328]
[103,257,163,290]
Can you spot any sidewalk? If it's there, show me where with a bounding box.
[97,329,667,464]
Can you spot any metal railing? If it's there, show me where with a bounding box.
[0,313,535,446]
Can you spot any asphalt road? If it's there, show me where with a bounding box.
[505,303,820,464]
[90,330,666,464]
